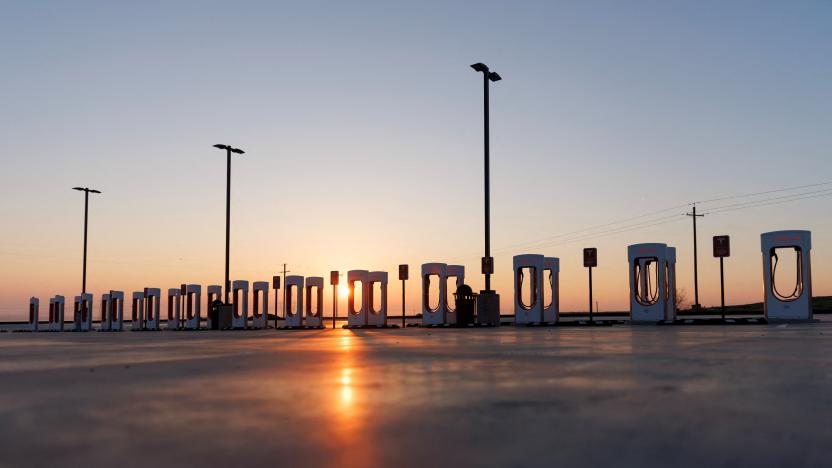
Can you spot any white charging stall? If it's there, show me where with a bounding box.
[109,291,125,331]
[665,247,678,321]
[132,291,146,331]
[74,293,93,331]
[185,284,202,330]
[252,281,269,329]
[304,276,324,328]
[204,284,220,329]
[444,265,465,325]
[761,230,813,321]
[347,270,370,327]
[28,297,39,332]
[628,243,670,322]
[232,280,249,329]
[421,263,447,326]
[368,271,388,327]
[284,275,305,327]
[513,255,544,324]
[167,288,182,330]
[99,293,111,331]
[543,257,560,323]
[49,296,65,332]
[145,288,161,331]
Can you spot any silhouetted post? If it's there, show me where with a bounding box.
[686,204,705,309]
[713,235,730,321]
[213,144,245,304]
[330,271,339,329]
[588,266,593,322]
[399,264,409,328]
[470,62,501,292]
[583,248,597,323]
[72,187,101,294]
[719,257,725,319]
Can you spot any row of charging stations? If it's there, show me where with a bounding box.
[420,263,465,326]
[22,229,818,330]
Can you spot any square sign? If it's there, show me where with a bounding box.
[330,271,339,286]
[399,264,409,281]
[272,276,281,289]
[180,284,187,295]
[713,235,730,258]
[481,256,494,275]
[583,248,598,267]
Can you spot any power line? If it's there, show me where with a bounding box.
[702,187,832,214]
[696,180,832,206]
[705,189,832,215]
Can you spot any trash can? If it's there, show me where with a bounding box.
[453,284,477,327]
[209,300,222,330]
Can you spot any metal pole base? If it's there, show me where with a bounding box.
[476,291,500,326]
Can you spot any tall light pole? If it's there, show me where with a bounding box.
[213,144,245,303]
[72,187,101,294]
[470,62,501,291]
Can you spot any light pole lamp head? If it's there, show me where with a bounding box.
[470,63,489,73]
[488,71,502,82]
[72,187,85,192]
[213,144,229,150]
[230,148,245,155]
[89,189,101,194]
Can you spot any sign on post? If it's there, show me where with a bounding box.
[272,276,281,289]
[398,265,409,281]
[713,235,730,257]
[583,248,598,268]
[330,271,339,286]
[481,256,494,275]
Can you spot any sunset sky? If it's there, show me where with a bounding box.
[1,1,830,320]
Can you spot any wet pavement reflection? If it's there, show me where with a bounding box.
[1,322,831,467]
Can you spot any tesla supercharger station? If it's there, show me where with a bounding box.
[665,247,678,321]
[109,291,125,331]
[167,288,182,330]
[761,230,813,321]
[367,271,388,327]
[543,257,560,323]
[304,276,324,328]
[628,243,670,322]
[284,275,305,327]
[421,263,448,325]
[251,281,269,329]
[74,293,93,331]
[99,293,111,331]
[28,297,39,332]
[514,254,545,324]
[132,291,146,330]
[144,288,161,330]
[49,296,65,331]
[444,265,465,325]
[204,285,220,329]
[231,280,249,329]
[347,270,370,327]
[184,284,202,330]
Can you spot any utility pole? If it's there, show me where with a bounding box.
[686,204,705,309]
[72,187,101,294]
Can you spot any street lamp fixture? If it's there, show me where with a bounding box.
[72,186,102,294]
[213,144,245,303]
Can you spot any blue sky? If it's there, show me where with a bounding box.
[0,1,830,318]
